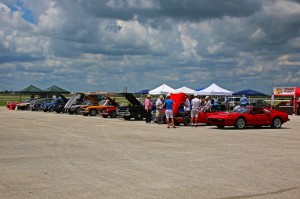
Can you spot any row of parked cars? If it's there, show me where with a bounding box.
[7,92,289,129]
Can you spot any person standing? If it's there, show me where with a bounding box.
[184,95,191,112]
[155,95,164,124]
[239,95,249,107]
[203,96,212,112]
[144,95,152,123]
[190,95,201,127]
[165,94,176,128]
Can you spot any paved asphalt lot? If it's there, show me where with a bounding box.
[0,107,300,199]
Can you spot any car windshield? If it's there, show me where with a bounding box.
[82,100,91,105]
[233,106,250,113]
[99,100,107,105]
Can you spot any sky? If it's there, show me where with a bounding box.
[0,0,300,94]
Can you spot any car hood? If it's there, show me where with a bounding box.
[106,96,119,107]
[121,93,142,106]
[64,93,83,109]
[170,92,188,116]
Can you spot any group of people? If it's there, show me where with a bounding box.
[144,94,215,128]
[144,94,176,128]
[144,94,251,128]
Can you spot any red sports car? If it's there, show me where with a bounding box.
[207,106,289,129]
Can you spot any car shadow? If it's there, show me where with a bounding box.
[209,126,290,130]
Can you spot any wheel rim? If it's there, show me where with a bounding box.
[273,118,281,128]
[90,110,97,116]
[237,119,245,128]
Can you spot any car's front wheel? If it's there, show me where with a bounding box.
[271,117,282,129]
[234,118,246,129]
[90,109,97,116]
[110,111,117,118]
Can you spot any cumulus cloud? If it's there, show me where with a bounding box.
[0,0,299,93]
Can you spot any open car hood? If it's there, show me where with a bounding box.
[121,93,142,106]
[85,95,99,105]
[64,93,84,109]
[170,92,188,116]
[106,96,119,107]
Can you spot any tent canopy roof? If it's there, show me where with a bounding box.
[149,84,175,95]
[194,83,233,96]
[232,89,266,96]
[174,86,195,95]
[17,85,44,93]
[44,85,70,94]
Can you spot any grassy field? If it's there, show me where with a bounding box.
[0,94,31,106]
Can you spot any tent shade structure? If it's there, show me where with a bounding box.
[232,89,266,96]
[43,85,70,94]
[194,83,233,96]
[135,89,150,94]
[17,85,44,93]
[149,84,175,95]
[174,86,195,95]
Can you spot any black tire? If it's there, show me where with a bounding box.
[75,107,81,115]
[134,113,143,120]
[234,117,246,129]
[271,117,282,129]
[217,125,225,129]
[183,116,191,126]
[124,116,131,120]
[90,109,97,116]
[109,111,117,118]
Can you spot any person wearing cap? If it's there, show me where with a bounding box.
[239,95,249,107]
[155,95,164,124]
[144,94,152,123]
[190,95,201,127]
[202,96,212,112]
[165,94,176,128]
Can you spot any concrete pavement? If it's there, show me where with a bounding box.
[0,107,300,199]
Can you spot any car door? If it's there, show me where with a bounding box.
[253,108,272,126]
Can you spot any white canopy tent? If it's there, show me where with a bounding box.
[194,83,233,96]
[174,86,195,95]
[149,84,175,95]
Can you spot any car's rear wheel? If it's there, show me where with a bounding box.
[234,118,246,129]
[183,116,191,126]
[217,125,225,129]
[271,117,282,129]
[90,109,97,116]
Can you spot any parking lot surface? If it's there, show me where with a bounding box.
[0,107,300,199]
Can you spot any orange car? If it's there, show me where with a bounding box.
[80,96,118,116]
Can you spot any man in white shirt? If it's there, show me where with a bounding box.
[155,95,164,124]
[190,95,201,127]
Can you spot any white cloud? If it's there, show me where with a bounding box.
[0,0,299,93]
